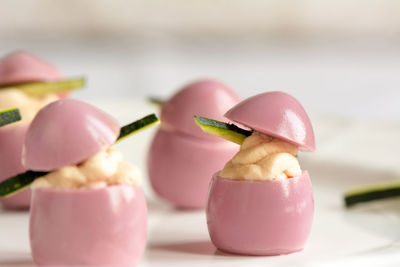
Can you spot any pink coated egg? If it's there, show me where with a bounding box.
[161,79,240,141]
[0,51,65,209]
[225,91,315,152]
[24,99,120,171]
[0,51,62,86]
[148,80,240,209]
[30,185,147,266]
[0,125,31,209]
[207,171,314,255]
[148,128,237,209]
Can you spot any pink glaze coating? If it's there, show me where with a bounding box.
[206,171,314,255]
[30,185,147,266]
[149,80,240,209]
[0,51,64,209]
[225,91,315,152]
[0,51,62,86]
[0,125,31,209]
[24,99,120,171]
[161,80,240,141]
[148,128,238,209]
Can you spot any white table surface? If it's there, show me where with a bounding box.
[1,100,400,267]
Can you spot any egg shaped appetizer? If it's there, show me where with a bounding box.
[0,51,64,209]
[0,51,62,85]
[0,99,158,266]
[148,80,240,209]
[196,91,315,255]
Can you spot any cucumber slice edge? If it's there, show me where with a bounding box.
[0,108,22,127]
[194,115,252,145]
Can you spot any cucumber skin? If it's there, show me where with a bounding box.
[117,114,159,141]
[344,183,400,207]
[194,115,252,145]
[0,108,21,127]
[148,97,164,106]
[0,77,85,96]
[0,171,48,197]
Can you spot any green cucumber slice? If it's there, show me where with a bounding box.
[148,97,164,106]
[344,180,400,207]
[117,113,159,142]
[0,77,85,96]
[0,171,48,197]
[0,108,21,127]
[194,115,252,145]
[0,113,159,197]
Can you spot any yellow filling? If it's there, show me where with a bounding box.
[31,148,141,189]
[0,88,58,125]
[220,132,301,180]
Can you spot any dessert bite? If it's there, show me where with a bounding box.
[195,91,315,255]
[0,99,158,266]
[148,80,240,209]
[0,51,84,209]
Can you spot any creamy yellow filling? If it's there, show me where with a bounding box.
[0,88,58,125]
[31,148,141,189]
[220,132,301,180]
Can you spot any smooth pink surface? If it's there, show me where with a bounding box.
[0,125,31,209]
[207,171,314,255]
[0,51,65,209]
[161,79,240,141]
[225,91,315,152]
[0,51,62,86]
[148,128,238,209]
[30,185,147,266]
[24,99,120,171]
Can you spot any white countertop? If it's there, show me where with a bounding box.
[1,100,400,266]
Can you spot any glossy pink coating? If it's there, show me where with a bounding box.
[225,91,315,152]
[207,171,314,255]
[24,99,120,171]
[161,80,240,141]
[30,185,147,266]
[148,128,238,209]
[0,51,62,86]
[0,51,64,209]
[0,125,31,209]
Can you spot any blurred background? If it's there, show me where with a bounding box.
[1,0,400,175]
[1,0,400,121]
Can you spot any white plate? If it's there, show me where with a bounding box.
[1,157,400,267]
[1,103,400,266]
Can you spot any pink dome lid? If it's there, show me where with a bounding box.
[161,80,240,141]
[0,51,62,86]
[225,91,315,152]
[24,99,120,171]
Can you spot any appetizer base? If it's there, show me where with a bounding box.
[206,171,313,256]
[30,185,147,266]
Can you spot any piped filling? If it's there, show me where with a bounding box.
[0,89,58,125]
[31,148,141,189]
[220,132,301,180]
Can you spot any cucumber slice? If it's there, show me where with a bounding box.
[344,180,400,207]
[0,108,21,127]
[0,171,48,197]
[0,77,85,96]
[148,97,164,106]
[0,113,159,197]
[194,115,252,145]
[117,113,159,142]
